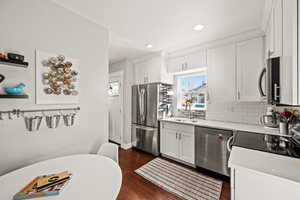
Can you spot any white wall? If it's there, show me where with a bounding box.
[109,60,134,147]
[0,0,109,175]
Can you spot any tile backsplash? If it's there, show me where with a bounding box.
[176,110,206,119]
[175,101,300,125]
[206,102,268,125]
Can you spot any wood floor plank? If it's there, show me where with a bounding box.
[117,148,230,200]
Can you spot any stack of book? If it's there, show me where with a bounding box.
[14,171,72,200]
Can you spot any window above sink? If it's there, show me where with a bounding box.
[175,70,207,111]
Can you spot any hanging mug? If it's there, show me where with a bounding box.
[24,115,43,132]
[0,74,5,84]
[63,113,76,127]
[45,114,61,128]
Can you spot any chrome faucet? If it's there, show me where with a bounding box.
[187,103,194,119]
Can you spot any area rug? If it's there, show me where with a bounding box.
[135,158,222,200]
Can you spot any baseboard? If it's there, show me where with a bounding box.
[161,153,196,168]
[109,140,120,146]
[121,143,132,150]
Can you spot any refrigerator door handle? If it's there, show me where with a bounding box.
[141,88,146,122]
[138,87,146,123]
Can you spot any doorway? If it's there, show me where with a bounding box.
[108,71,124,145]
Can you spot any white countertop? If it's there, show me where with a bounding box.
[229,146,300,183]
[159,118,283,136]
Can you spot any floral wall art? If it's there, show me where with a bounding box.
[36,50,79,104]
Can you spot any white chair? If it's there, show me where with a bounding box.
[97,143,119,164]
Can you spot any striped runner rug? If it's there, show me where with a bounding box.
[135,158,222,200]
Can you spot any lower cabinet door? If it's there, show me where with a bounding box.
[165,129,180,159]
[179,132,195,164]
[160,127,166,154]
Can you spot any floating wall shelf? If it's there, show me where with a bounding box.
[0,58,29,68]
[0,94,29,99]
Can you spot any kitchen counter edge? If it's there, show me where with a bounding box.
[159,118,283,136]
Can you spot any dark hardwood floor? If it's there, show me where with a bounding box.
[117,148,230,200]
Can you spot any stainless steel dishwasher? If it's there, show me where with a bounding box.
[195,126,233,176]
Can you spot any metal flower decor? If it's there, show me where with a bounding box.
[42,55,79,96]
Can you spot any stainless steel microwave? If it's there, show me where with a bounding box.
[258,57,280,105]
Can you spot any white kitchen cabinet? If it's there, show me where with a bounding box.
[231,167,300,200]
[179,131,195,164]
[280,0,298,105]
[236,37,264,102]
[229,146,300,200]
[262,0,300,105]
[265,13,274,59]
[134,54,172,84]
[265,0,282,59]
[167,49,207,73]
[165,129,179,158]
[185,49,207,70]
[160,122,195,165]
[207,44,236,102]
[273,0,283,58]
[135,61,149,84]
[166,56,186,73]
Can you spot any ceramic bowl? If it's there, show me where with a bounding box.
[4,87,23,95]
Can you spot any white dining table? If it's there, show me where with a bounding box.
[0,154,122,200]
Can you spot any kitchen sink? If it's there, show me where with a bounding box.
[174,119,186,122]
[167,117,200,123]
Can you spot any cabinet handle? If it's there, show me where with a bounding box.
[179,133,182,140]
[207,91,210,102]
[176,132,178,139]
[237,91,240,100]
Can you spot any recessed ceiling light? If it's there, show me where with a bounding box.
[146,44,153,48]
[193,24,205,31]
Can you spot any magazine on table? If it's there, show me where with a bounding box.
[13,171,72,200]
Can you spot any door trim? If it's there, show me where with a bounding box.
[109,70,124,146]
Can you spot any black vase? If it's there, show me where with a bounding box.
[0,74,5,84]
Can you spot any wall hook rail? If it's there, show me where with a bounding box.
[0,107,80,116]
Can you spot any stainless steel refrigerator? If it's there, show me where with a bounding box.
[131,83,172,156]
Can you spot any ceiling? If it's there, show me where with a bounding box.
[52,0,266,63]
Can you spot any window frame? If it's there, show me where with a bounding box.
[108,80,120,97]
[174,70,207,111]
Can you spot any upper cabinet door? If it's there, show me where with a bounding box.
[135,61,148,84]
[236,37,264,102]
[272,0,283,58]
[265,14,274,59]
[167,49,207,73]
[265,0,282,59]
[280,0,298,105]
[167,56,185,73]
[134,55,167,84]
[207,44,236,102]
[185,49,207,70]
